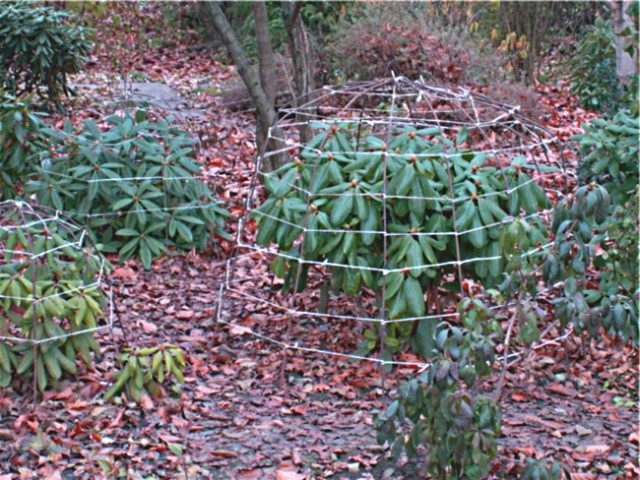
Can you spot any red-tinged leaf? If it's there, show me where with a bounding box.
[291,405,307,416]
[522,414,566,431]
[510,390,529,402]
[237,470,262,480]
[513,445,537,457]
[176,310,194,320]
[572,444,611,462]
[276,470,306,480]
[547,382,579,397]
[44,471,63,480]
[139,319,158,333]
[42,387,74,401]
[139,393,154,410]
[66,400,90,412]
[112,266,136,279]
[569,474,597,480]
[208,450,238,459]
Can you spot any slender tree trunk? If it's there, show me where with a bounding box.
[204,2,288,171]
[613,0,638,86]
[253,2,277,107]
[252,2,280,163]
[282,2,315,145]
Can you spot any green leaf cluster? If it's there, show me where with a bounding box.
[521,458,571,480]
[545,182,637,343]
[104,345,186,402]
[0,4,92,103]
[26,111,230,269]
[0,216,106,391]
[376,298,501,479]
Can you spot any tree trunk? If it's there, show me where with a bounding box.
[613,0,637,86]
[252,2,280,164]
[253,2,277,107]
[203,2,288,171]
[282,2,316,145]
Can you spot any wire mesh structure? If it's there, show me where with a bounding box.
[218,76,571,372]
[0,200,113,396]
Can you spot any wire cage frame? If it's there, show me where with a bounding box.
[0,199,114,398]
[218,76,572,373]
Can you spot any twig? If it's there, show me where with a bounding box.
[495,308,519,401]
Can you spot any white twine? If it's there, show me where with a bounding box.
[247,206,552,237]
[215,305,574,370]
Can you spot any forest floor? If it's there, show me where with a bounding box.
[0,6,638,480]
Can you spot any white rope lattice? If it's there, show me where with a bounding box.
[218,76,569,373]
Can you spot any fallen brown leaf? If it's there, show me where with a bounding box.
[176,310,194,320]
[547,382,579,397]
[209,450,238,458]
[237,470,262,480]
[276,471,306,480]
[511,390,529,402]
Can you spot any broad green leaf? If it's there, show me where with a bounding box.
[403,276,425,317]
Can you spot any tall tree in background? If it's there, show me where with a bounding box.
[252,1,279,162]
[282,2,315,145]
[498,1,549,85]
[204,2,292,172]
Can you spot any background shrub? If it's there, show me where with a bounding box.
[322,3,506,85]
[576,109,639,204]
[570,18,620,113]
[570,8,638,115]
[544,110,639,344]
[26,111,229,269]
[0,4,91,103]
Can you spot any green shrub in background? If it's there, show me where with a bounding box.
[0,212,107,391]
[577,110,638,317]
[544,110,639,344]
[0,94,53,198]
[576,110,639,205]
[377,298,502,480]
[0,4,92,103]
[570,9,638,115]
[26,111,230,269]
[570,19,619,113]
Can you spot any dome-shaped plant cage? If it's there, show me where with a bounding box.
[217,76,568,372]
[0,200,113,399]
